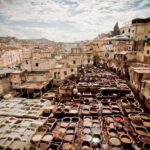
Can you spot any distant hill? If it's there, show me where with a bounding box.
[0,36,84,52]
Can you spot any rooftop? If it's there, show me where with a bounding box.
[0,68,12,75]
[106,35,130,41]
[15,82,49,90]
[133,68,150,74]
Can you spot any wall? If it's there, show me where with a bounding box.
[26,72,51,82]
[133,23,150,41]
[0,77,11,95]
[21,58,56,72]
[0,58,4,69]
[136,51,144,62]
[141,81,150,100]
[10,73,23,88]
[68,54,82,67]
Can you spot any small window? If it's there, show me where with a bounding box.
[64,71,67,75]
[122,30,125,34]
[128,28,130,33]
[54,72,57,79]
[73,60,76,64]
[88,60,90,63]
[132,30,134,33]
[26,60,28,64]
[71,69,74,72]
[35,63,38,67]
[147,50,150,54]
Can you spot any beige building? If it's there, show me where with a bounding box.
[144,38,150,63]
[0,69,12,96]
[129,67,150,94]
[120,17,150,51]
[140,80,150,101]
[120,18,150,40]
[103,35,133,52]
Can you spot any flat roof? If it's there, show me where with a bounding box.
[11,70,24,74]
[142,80,150,84]
[131,67,150,70]
[134,69,150,74]
[16,82,49,90]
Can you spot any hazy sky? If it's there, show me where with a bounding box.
[0,0,149,42]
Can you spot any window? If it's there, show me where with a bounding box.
[88,60,90,63]
[73,60,76,64]
[64,71,67,75]
[122,30,125,34]
[26,60,28,64]
[54,72,57,79]
[35,63,39,67]
[58,72,60,79]
[128,28,130,33]
[71,69,74,72]
[132,30,134,33]
[147,50,150,54]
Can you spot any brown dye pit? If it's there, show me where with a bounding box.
[62,143,74,150]
[143,121,150,128]
[64,134,74,142]
[38,142,49,150]
[109,137,121,146]
[136,128,147,136]
[111,147,122,150]
[140,113,150,120]
[121,137,131,144]
[144,143,150,150]
[82,145,91,150]
[138,136,150,144]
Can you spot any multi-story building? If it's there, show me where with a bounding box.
[144,38,150,63]
[103,35,133,52]
[120,17,150,51]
